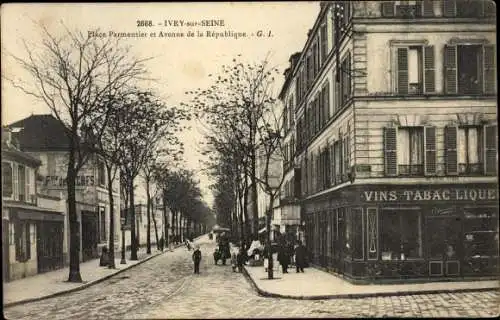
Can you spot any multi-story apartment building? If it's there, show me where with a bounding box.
[279,0,497,282]
[8,114,121,262]
[2,128,67,281]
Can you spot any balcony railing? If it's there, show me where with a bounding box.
[398,164,424,176]
[459,163,484,175]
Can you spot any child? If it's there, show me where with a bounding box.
[192,245,202,274]
[213,248,220,265]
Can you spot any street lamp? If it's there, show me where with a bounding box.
[120,217,126,264]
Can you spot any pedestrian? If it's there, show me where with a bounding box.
[213,248,220,265]
[192,245,202,274]
[277,244,290,273]
[231,247,238,272]
[236,247,246,272]
[294,240,307,273]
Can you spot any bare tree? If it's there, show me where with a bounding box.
[7,25,149,282]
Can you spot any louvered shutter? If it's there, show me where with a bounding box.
[397,48,408,94]
[422,0,434,17]
[326,83,330,120]
[424,46,435,93]
[484,125,498,175]
[424,127,437,175]
[483,45,496,94]
[444,126,458,175]
[381,1,395,17]
[331,144,336,186]
[444,45,457,94]
[443,0,456,17]
[384,127,398,176]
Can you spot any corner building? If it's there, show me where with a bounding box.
[279,0,498,282]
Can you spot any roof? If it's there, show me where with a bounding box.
[1,143,42,167]
[8,114,71,151]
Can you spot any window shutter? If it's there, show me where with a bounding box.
[484,124,498,175]
[442,0,456,17]
[26,223,31,260]
[424,126,437,175]
[444,45,457,94]
[444,126,458,175]
[326,82,330,120]
[423,46,435,93]
[483,45,496,94]
[397,48,408,94]
[331,144,336,186]
[422,0,434,17]
[384,127,398,176]
[381,1,395,17]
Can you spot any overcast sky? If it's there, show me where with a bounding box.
[1,2,319,206]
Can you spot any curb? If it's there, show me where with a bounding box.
[241,266,499,300]
[4,245,184,308]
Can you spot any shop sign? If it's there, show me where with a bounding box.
[362,188,498,202]
[45,175,95,187]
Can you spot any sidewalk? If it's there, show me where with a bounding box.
[243,264,500,300]
[3,246,176,307]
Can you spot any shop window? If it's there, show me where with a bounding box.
[17,165,26,202]
[381,210,422,260]
[2,161,13,198]
[351,208,364,260]
[97,161,106,186]
[444,44,496,95]
[463,208,499,259]
[15,221,31,262]
[397,127,424,176]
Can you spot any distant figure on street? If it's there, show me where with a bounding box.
[185,239,192,251]
[213,248,220,265]
[236,247,246,272]
[277,244,290,273]
[294,240,307,273]
[231,248,238,272]
[192,245,202,274]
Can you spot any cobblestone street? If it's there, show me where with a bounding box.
[4,237,499,319]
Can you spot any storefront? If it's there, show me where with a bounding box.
[303,182,499,282]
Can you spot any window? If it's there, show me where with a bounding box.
[395,45,435,95]
[458,126,484,174]
[15,221,31,262]
[444,44,496,95]
[340,52,351,106]
[381,210,422,260]
[382,1,435,18]
[320,23,328,64]
[18,165,26,202]
[98,161,105,186]
[2,162,13,198]
[463,208,499,259]
[398,127,424,176]
[443,0,496,18]
[384,126,436,176]
[283,103,288,133]
[351,208,364,260]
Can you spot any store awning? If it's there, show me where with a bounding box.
[9,206,64,222]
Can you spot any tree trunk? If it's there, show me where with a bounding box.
[243,174,250,240]
[146,177,151,254]
[250,149,259,239]
[162,194,169,247]
[267,194,274,280]
[67,141,82,282]
[107,165,116,269]
[151,199,160,250]
[129,178,138,260]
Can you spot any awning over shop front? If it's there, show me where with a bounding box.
[9,206,64,222]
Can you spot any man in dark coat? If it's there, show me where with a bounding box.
[277,245,290,273]
[192,245,202,274]
[294,240,307,273]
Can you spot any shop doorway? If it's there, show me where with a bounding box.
[81,211,98,262]
[3,221,9,281]
[37,221,64,273]
[427,215,461,277]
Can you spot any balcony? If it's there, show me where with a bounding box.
[459,163,484,176]
[398,164,424,176]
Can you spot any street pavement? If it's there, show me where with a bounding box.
[4,236,499,319]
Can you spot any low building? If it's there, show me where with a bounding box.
[2,128,66,281]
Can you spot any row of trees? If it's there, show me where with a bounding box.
[8,26,213,282]
[189,56,288,279]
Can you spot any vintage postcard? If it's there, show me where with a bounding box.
[1,1,499,319]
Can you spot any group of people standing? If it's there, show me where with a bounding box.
[276,240,307,273]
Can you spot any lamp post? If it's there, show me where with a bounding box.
[120,217,126,264]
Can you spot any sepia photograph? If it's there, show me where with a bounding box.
[1,1,499,318]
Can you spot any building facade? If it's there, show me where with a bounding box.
[2,128,66,281]
[8,114,121,262]
[280,0,497,282]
